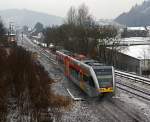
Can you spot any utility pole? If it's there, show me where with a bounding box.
[8,21,14,42]
[21,32,23,45]
[15,26,20,42]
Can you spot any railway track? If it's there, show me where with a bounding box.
[115,70,150,101]
[116,81,150,101]
[41,50,150,101]
[24,37,150,101]
[40,51,56,64]
[19,36,150,121]
[115,70,150,85]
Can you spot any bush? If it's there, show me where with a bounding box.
[0,46,71,121]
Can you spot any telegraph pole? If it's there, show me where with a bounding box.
[21,32,23,45]
[8,21,14,42]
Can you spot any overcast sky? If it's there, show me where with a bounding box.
[0,0,145,19]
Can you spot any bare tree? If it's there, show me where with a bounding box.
[34,22,44,34]
[97,25,121,65]
[64,4,98,54]
[66,6,77,25]
[0,19,7,45]
[77,4,90,26]
[43,4,123,66]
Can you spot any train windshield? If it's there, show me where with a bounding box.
[94,68,113,88]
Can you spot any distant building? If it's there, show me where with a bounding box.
[31,32,44,42]
[6,33,16,46]
[120,41,150,77]
[97,48,141,74]
[121,27,149,38]
[115,51,141,74]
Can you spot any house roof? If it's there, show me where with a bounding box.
[120,37,150,59]
[127,27,146,31]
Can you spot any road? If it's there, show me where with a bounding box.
[17,35,150,122]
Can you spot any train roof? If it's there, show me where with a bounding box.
[82,59,98,64]
[58,49,74,56]
[82,59,105,67]
[57,50,110,69]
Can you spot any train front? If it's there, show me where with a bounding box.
[93,66,115,95]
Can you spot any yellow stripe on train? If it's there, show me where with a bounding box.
[98,87,113,93]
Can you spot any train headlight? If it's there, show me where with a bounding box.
[98,87,113,93]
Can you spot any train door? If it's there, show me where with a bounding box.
[79,71,86,91]
[79,71,95,96]
[83,74,97,97]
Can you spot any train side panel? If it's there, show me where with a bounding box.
[56,50,115,97]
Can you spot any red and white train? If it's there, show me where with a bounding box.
[56,50,115,97]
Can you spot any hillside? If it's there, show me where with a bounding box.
[96,19,124,28]
[115,1,150,26]
[0,9,64,28]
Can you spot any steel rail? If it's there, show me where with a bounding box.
[41,50,150,86]
[116,81,150,96]
[116,83,150,101]
[38,47,150,87]
[115,70,150,85]
[28,37,150,89]
[31,43,150,101]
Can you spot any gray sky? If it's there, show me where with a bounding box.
[0,0,145,19]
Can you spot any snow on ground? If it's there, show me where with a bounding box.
[120,37,150,59]
[38,47,150,121]
[20,35,150,122]
[117,89,150,120]
[121,45,150,59]
[127,27,146,31]
[116,75,150,121]
[122,37,150,42]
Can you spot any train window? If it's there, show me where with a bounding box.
[70,67,79,80]
[94,68,112,75]
[98,78,113,88]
